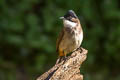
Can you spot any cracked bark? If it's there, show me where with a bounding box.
[37,48,88,80]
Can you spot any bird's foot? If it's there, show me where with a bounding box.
[76,47,83,53]
[56,57,62,64]
[80,47,83,53]
[56,56,67,65]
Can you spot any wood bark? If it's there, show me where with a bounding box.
[37,48,88,80]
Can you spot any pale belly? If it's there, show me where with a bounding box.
[59,30,83,54]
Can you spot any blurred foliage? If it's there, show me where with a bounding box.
[0,0,120,80]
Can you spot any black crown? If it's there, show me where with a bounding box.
[64,10,78,19]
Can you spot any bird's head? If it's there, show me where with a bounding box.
[60,10,80,27]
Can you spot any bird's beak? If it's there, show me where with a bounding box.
[59,17,64,19]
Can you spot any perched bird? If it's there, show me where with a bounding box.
[56,10,83,62]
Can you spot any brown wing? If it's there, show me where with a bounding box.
[56,28,64,52]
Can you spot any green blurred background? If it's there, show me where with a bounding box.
[0,0,120,80]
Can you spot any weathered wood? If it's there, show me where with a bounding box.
[37,48,88,80]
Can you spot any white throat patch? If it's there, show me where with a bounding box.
[63,19,77,28]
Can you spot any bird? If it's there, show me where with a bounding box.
[56,10,83,63]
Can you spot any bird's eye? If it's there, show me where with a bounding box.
[67,16,72,21]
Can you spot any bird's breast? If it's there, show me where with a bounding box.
[59,26,83,54]
[64,27,83,46]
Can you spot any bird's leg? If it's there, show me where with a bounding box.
[56,56,66,64]
[63,55,67,61]
[62,51,67,64]
[80,47,83,53]
[56,56,62,64]
[56,50,64,64]
[76,47,83,53]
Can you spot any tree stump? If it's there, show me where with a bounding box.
[37,48,88,80]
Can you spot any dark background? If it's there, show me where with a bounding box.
[0,0,120,80]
